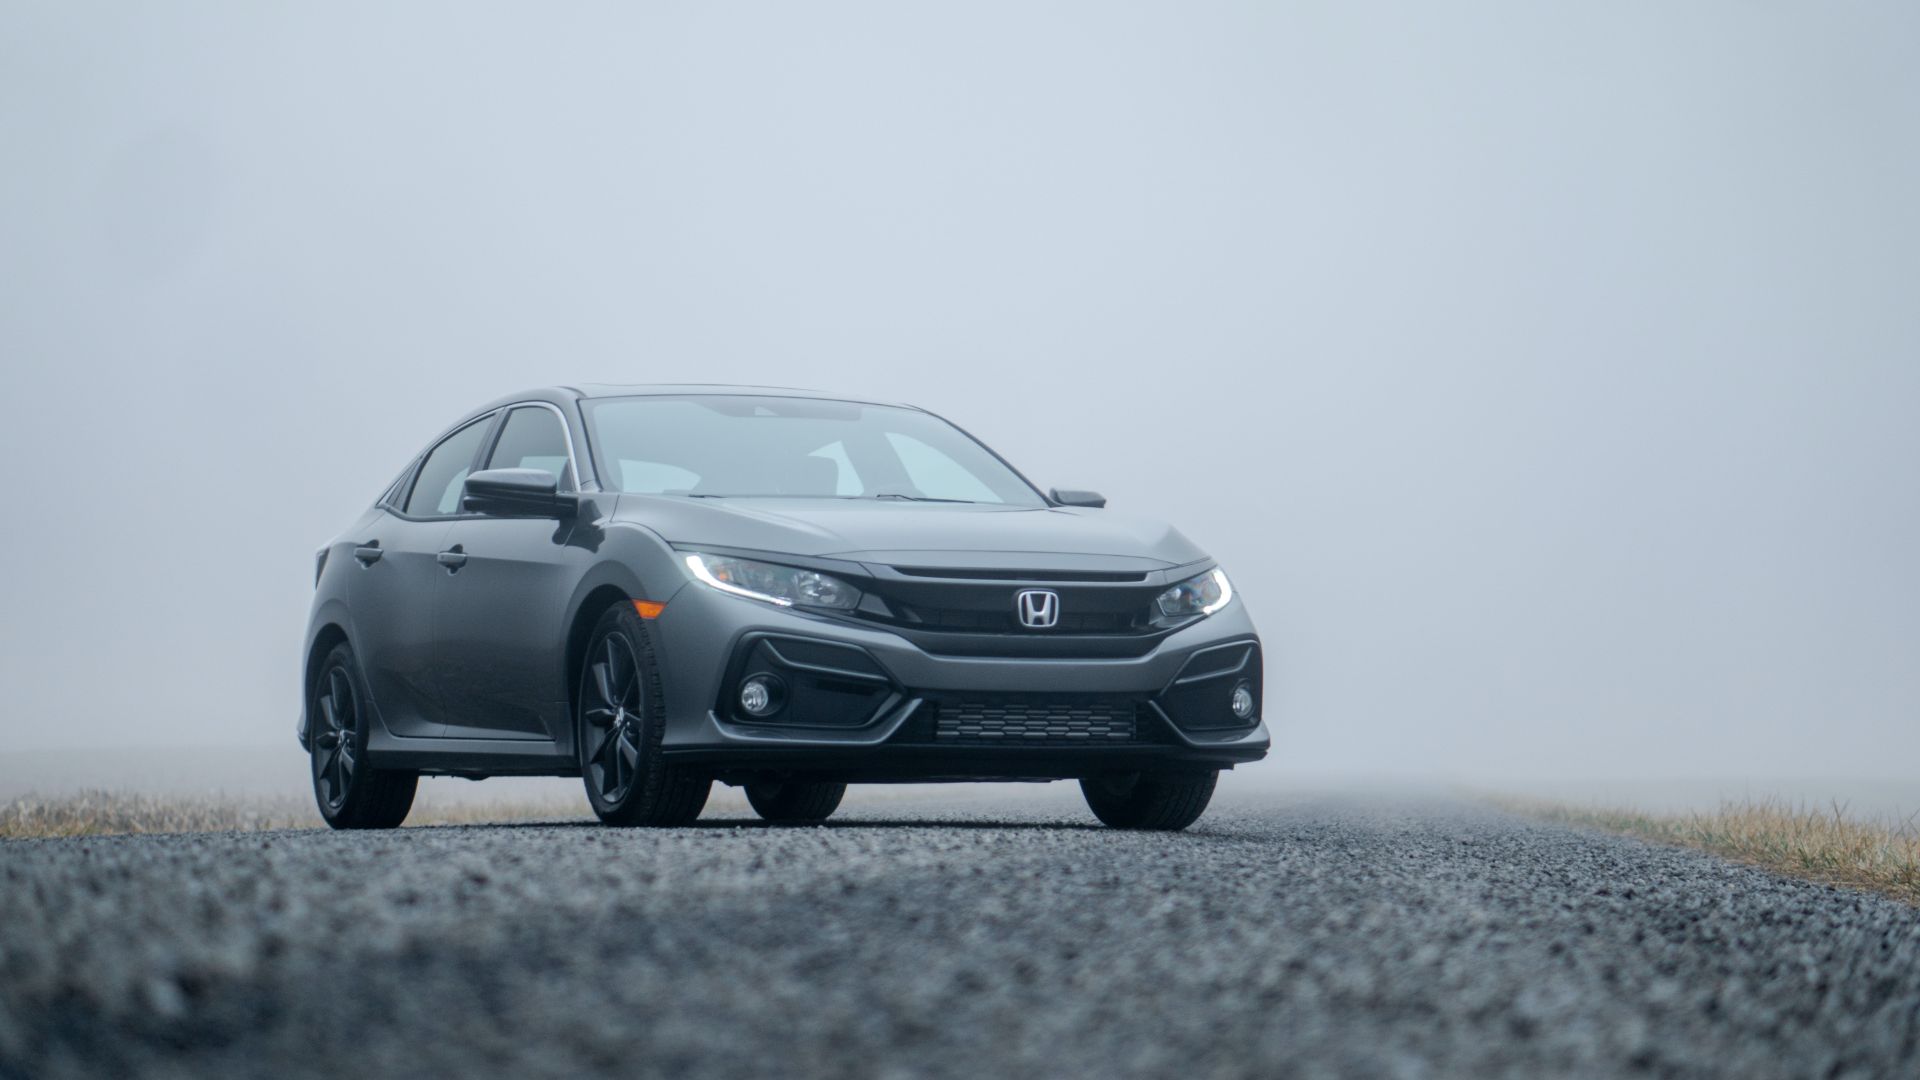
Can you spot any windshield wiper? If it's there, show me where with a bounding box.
[674,492,979,503]
[864,493,978,504]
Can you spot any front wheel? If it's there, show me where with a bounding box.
[309,643,418,829]
[745,780,846,823]
[577,602,710,826]
[1079,770,1218,831]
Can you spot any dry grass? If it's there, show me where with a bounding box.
[1505,797,1920,905]
[0,783,968,839]
[0,790,597,839]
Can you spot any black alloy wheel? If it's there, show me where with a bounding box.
[310,642,418,829]
[577,602,710,826]
[582,633,646,806]
[1079,769,1218,831]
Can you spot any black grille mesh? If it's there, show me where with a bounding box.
[934,700,1136,744]
[895,607,1138,633]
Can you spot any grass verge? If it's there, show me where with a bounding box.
[0,790,599,839]
[0,783,975,839]
[1504,797,1920,905]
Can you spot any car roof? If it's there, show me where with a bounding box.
[436,384,926,450]
[557,383,914,409]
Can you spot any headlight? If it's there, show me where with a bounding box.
[1156,567,1233,618]
[683,553,862,610]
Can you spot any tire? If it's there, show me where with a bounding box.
[1079,770,1218,831]
[745,780,847,823]
[576,601,710,826]
[309,642,418,830]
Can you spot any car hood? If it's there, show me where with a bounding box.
[611,496,1207,572]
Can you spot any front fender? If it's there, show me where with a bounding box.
[553,519,694,740]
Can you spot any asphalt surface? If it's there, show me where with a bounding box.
[3,787,1918,1080]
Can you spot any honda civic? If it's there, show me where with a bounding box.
[300,386,1268,831]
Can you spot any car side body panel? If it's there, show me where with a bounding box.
[433,512,596,742]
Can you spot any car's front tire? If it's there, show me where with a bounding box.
[577,602,710,826]
[1079,770,1218,831]
[310,642,418,829]
[745,780,846,823]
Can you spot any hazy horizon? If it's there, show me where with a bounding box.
[2,3,1916,789]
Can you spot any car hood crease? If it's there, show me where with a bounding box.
[613,495,1207,569]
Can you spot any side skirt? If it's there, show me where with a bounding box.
[366,728,576,777]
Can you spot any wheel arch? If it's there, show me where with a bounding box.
[302,622,351,750]
[565,584,634,715]
[556,526,688,747]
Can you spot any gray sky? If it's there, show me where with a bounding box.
[2,2,1916,782]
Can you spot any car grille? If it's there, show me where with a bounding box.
[891,566,1149,583]
[933,699,1137,744]
[894,606,1140,634]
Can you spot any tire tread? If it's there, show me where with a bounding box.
[745,781,847,823]
[1080,770,1218,831]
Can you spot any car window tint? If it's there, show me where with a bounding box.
[883,432,1001,503]
[405,416,492,517]
[583,396,1044,505]
[809,441,865,495]
[487,407,572,488]
[378,465,413,508]
[618,460,701,493]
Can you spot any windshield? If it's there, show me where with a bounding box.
[581,395,1048,506]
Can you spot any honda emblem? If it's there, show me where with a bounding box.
[1015,589,1061,629]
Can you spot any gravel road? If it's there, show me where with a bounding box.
[3,786,1917,1079]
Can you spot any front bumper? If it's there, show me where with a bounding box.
[652,584,1271,782]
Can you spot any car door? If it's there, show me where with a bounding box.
[347,413,496,738]
[432,403,589,741]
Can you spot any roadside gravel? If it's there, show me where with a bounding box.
[2,788,1916,1079]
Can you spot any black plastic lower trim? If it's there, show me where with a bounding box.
[716,633,899,729]
[663,742,1265,783]
[1154,638,1263,735]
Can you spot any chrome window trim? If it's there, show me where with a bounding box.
[377,399,587,520]
[490,399,583,493]
[390,411,501,520]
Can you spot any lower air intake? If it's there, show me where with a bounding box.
[934,700,1136,744]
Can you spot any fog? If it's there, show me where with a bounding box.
[2,3,1916,793]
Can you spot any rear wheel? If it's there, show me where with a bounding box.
[745,780,846,823]
[309,643,418,829]
[1079,770,1218,831]
[577,602,710,826]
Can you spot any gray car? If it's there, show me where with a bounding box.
[301,386,1268,831]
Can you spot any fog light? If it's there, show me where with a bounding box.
[1229,681,1255,720]
[739,675,781,718]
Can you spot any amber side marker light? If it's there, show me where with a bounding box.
[633,600,666,619]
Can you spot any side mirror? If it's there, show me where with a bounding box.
[463,468,575,517]
[1049,487,1107,509]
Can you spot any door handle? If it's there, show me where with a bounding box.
[353,542,383,566]
[437,545,467,571]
